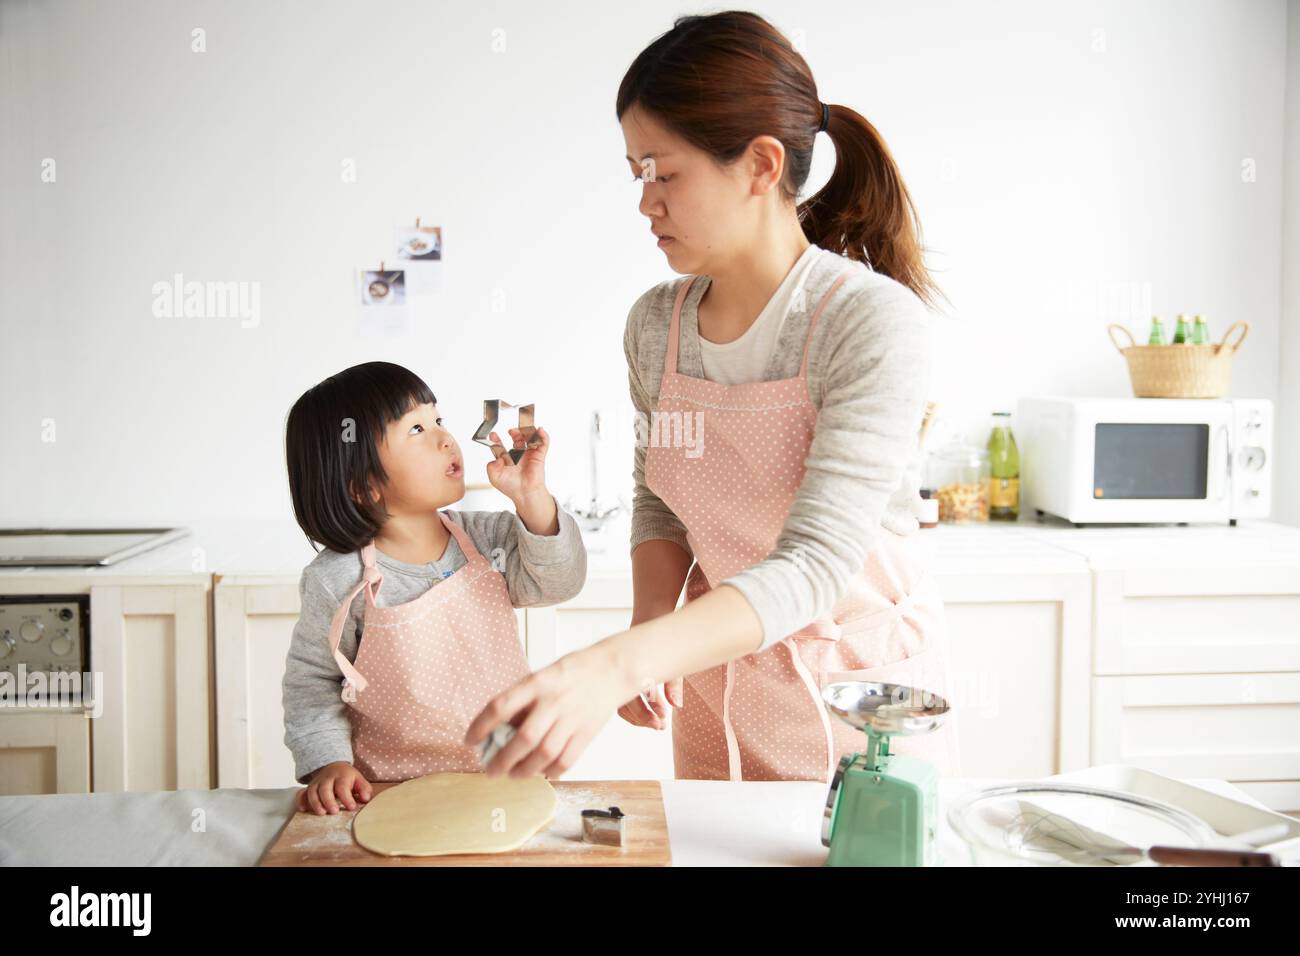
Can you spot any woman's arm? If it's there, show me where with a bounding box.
[629,539,691,624]
[722,281,933,649]
[465,580,763,777]
[465,279,931,777]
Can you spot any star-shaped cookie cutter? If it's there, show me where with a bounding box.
[471,399,541,465]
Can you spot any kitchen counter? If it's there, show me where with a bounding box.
[0,776,1279,867]
[2,514,1297,584]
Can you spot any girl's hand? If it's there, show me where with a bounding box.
[616,679,683,730]
[295,761,373,815]
[465,644,639,779]
[485,426,550,505]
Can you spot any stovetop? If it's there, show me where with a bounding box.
[0,528,189,567]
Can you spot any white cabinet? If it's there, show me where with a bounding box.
[89,583,213,792]
[0,712,90,794]
[0,575,212,795]
[1093,673,1300,811]
[213,576,300,790]
[1088,560,1300,809]
[936,568,1092,779]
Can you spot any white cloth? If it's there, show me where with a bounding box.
[698,244,824,385]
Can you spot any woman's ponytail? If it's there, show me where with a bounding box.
[799,103,945,310]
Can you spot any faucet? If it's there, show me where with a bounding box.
[564,410,626,538]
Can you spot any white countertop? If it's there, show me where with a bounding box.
[0,776,1281,867]
[3,514,1297,587]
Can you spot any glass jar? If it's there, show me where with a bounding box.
[927,442,991,523]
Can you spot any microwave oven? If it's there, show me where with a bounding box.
[1015,397,1273,525]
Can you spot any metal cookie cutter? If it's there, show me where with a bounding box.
[479,722,517,768]
[581,806,626,846]
[472,400,541,465]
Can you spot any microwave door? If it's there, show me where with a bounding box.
[1090,420,1230,522]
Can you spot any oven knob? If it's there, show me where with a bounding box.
[0,635,13,658]
[1240,447,1266,471]
[19,620,44,642]
[51,632,73,656]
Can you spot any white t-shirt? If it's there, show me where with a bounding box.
[698,244,824,385]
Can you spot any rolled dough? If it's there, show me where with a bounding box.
[352,772,558,857]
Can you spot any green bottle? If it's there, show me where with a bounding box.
[1173,313,1189,344]
[1147,315,1166,345]
[1191,314,1209,344]
[987,411,1020,521]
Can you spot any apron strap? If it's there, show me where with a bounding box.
[329,543,383,694]
[664,275,698,377]
[798,267,857,379]
[438,509,491,568]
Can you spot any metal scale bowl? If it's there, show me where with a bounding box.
[821,681,949,867]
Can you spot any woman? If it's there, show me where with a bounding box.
[466,10,961,782]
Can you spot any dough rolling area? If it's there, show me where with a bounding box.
[1,773,1289,866]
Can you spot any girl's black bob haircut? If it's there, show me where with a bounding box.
[285,361,437,554]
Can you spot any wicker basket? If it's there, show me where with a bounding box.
[1107,321,1249,398]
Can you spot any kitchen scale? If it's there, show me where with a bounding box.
[820,681,949,867]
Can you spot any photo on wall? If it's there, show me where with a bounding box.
[358,269,406,306]
[394,222,444,294]
[396,224,441,260]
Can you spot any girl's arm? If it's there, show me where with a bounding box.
[459,502,587,608]
[281,570,358,784]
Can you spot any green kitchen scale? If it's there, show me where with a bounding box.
[820,681,950,867]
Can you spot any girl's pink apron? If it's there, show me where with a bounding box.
[326,510,530,781]
[645,269,962,782]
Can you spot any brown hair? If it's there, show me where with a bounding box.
[617,10,944,309]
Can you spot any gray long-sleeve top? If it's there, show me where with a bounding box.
[623,246,934,652]
[281,501,586,784]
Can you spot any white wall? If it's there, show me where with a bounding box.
[1,0,1294,526]
[1279,0,1300,527]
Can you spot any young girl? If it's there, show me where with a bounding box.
[281,361,586,815]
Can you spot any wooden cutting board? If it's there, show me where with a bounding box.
[259,779,670,866]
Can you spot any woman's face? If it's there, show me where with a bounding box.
[622,103,783,275]
[365,401,465,513]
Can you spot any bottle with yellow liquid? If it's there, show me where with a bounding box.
[987,411,1020,521]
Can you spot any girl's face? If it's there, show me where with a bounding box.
[622,102,785,275]
[367,401,465,512]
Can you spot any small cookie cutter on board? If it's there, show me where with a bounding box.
[472,400,541,465]
[581,806,626,846]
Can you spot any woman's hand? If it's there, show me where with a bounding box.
[616,679,683,730]
[465,643,641,779]
[295,761,372,815]
[485,426,550,504]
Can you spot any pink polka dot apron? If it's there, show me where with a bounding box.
[645,269,962,782]
[325,510,531,782]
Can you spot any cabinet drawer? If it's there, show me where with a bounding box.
[1093,568,1300,675]
[1092,672,1300,810]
